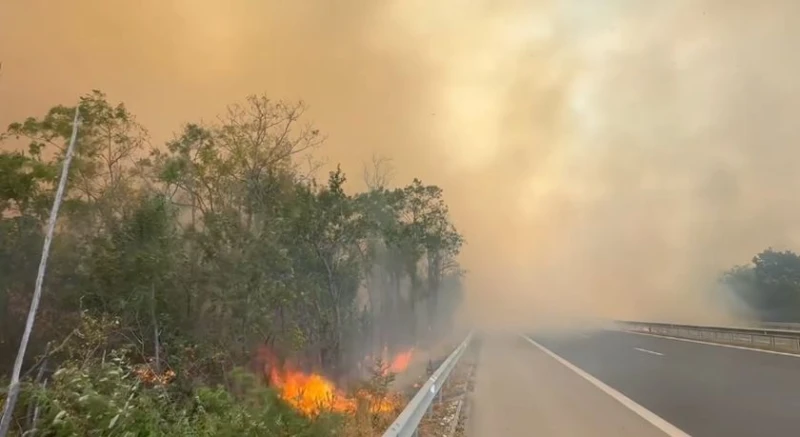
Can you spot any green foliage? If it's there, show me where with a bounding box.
[330,360,404,437]
[0,151,56,217]
[19,352,338,437]
[721,248,800,321]
[0,90,465,435]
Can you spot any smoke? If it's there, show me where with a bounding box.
[3,1,800,329]
[470,0,800,327]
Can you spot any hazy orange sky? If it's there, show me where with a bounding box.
[4,1,800,326]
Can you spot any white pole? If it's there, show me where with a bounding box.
[0,107,81,437]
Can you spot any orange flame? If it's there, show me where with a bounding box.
[133,364,176,386]
[377,347,414,375]
[270,366,353,416]
[355,389,401,414]
[388,349,414,373]
[257,346,401,416]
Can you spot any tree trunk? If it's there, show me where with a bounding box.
[408,277,420,345]
[151,283,161,374]
[427,254,442,334]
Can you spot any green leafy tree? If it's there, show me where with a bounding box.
[721,248,800,322]
[0,90,465,435]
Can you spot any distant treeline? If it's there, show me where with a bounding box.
[720,248,800,322]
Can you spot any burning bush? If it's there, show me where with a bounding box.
[256,345,413,418]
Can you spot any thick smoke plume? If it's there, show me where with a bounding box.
[3,1,800,329]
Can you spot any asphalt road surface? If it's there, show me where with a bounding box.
[468,330,800,437]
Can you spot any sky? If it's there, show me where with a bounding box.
[3,0,800,328]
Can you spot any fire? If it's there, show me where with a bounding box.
[257,346,402,417]
[377,347,414,375]
[133,362,176,386]
[388,348,414,373]
[270,366,353,416]
[355,389,402,414]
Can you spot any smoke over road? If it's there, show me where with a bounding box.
[3,1,800,329]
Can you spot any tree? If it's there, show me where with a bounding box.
[0,107,80,437]
[0,151,58,364]
[285,168,367,377]
[397,180,463,336]
[720,248,800,322]
[752,249,800,321]
[6,91,147,231]
[0,90,465,435]
[362,154,394,191]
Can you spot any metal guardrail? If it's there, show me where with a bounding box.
[615,319,800,332]
[754,321,800,331]
[617,320,800,353]
[382,331,474,437]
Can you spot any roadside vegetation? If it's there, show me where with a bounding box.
[720,248,800,322]
[0,91,464,436]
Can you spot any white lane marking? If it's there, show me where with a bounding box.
[521,335,691,437]
[635,347,664,356]
[622,330,800,358]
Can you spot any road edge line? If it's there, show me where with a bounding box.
[520,334,691,437]
[621,330,800,358]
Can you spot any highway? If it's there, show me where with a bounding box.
[468,329,800,436]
